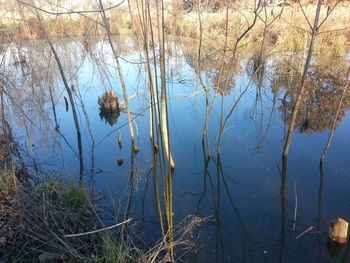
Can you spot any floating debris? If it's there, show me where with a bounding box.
[118,131,122,149]
[64,96,69,112]
[153,144,159,153]
[117,158,123,166]
[133,145,140,154]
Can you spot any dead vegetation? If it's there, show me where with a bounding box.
[0,173,202,262]
[0,121,142,262]
[0,171,146,262]
[0,128,201,262]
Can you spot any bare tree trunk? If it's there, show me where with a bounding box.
[155,0,175,170]
[279,156,287,263]
[282,0,323,157]
[320,66,350,163]
[143,0,166,236]
[153,2,174,260]
[98,0,135,143]
[30,10,84,176]
[217,3,261,155]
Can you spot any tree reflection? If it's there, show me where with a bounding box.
[273,56,349,134]
[183,45,241,96]
[99,110,120,126]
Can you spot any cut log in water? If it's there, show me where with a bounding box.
[110,101,117,112]
[98,90,120,113]
[98,97,103,106]
[329,218,348,244]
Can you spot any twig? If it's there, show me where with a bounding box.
[296,226,314,239]
[293,180,298,231]
[17,0,125,15]
[63,218,132,238]
[119,90,144,105]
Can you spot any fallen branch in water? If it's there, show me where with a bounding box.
[293,180,298,231]
[63,218,133,238]
[119,90,144,105]
[296,226,314,239]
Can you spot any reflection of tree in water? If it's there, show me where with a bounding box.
[248,50,267,90]
[3,50,53,129]
[210,60,237,96]
[183,44,242,96]
[273,56,350,134]
[99,110,120,126]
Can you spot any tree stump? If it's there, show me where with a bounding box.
[329,218,348,244]
[98,90,119,113]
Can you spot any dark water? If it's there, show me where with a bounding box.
[2,35,350,262]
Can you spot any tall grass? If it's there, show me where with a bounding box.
[1,2,348,55]
[0,175,144,262]
[166,3,349,55]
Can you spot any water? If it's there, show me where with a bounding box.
[2,35,350,262]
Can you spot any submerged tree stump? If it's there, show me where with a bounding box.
[329,218,348,244]
[98,90,119,113]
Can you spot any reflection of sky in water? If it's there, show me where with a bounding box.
[4,35,350,263]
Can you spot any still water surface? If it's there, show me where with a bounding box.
[3,35,350,262]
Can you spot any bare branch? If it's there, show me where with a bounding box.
[16,0,125,15]
[297,0,313,31]
[317,26,350,35]
[64,218,133,238]
[317,0,342,30]
[280,16,311,34]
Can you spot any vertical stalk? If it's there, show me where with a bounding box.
[142,0,165,235]
[279,156,287,263]
[282,0,323,157]
[154,1,174,260]
[320,66,350,163]
[155,0,175,170]
[98,0,135,143]
[33,11,84,177]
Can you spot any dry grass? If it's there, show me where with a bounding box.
[0,6,133,41]
[0,125,143,262]
[140,215,205,263]
[0,172,143,262]
[166,3,350,56]
[0,172,205,262]
[1,2,348,57]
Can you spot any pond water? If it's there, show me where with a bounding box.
[2,35,350,262]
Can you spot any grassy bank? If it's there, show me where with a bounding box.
[0,127,194,262]
[0,129,143,262]
[0,172,143,262]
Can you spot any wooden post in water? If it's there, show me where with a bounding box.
[329,218,348,244]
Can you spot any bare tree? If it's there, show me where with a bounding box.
[320,66,350,163]
[283,0,324,157]
[98,0,135,145]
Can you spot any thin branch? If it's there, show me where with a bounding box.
[63,218,133,238]
[280,16,311,34]
[317,0,342,30]
[317,26,350,35]
[320,66,350,163]
[296,226,314,239]
[16,0,125,15]
[293,180,298,231]
[297,0,313,30]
